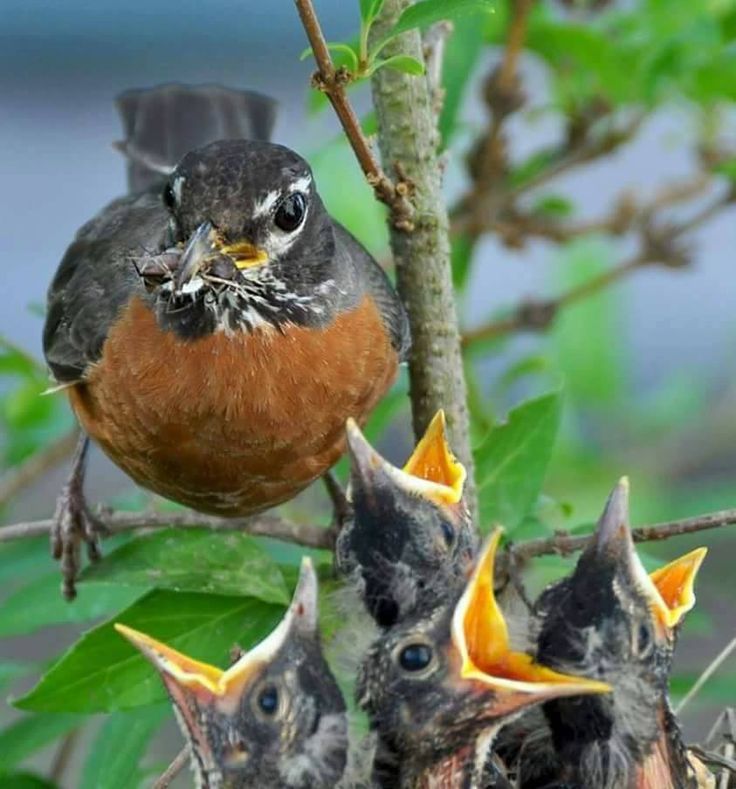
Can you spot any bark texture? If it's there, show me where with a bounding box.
[370,0,476,513]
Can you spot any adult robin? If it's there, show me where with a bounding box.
[357,528,610,788]
[115,557,348,789]
[43,84,410,598]
[336,410,477,627]
[520,478,708,789]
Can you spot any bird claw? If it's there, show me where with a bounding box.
[50,435,107,600]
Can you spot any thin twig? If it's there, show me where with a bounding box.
[676,636,736,715]
[294,0,412,223]
[0,509,333,550]
[0,428,79,507]
[153,746,190,789]
[508,507,736,562]
[462,186,735,347]
[462,254,644,347]
[459,0,534,238]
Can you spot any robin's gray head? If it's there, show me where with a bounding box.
[143,140,340,337]
[357,530,609,786]
[116,559,348,789]
[337,412,477,627]
[534,478,706,785]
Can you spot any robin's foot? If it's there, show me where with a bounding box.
[50,435,106,600]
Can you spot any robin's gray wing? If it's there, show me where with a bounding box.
[43,192,169,383]
[116,84,277,193]
[333,223,410,361]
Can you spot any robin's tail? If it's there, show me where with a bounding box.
[115,83,277,193]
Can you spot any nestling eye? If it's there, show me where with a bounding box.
[634,622,653,657]
[439,520,455,547]
[162,182,177,211]
[398,643,434,673]
[274,192,307,232]
[257,684,280,716]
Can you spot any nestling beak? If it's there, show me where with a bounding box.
[452,528,611,715]
[592,477,707,632]
[345,411,466,508]
[114,557,319,712]
[174,220,269,290]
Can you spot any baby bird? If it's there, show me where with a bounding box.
[336,411,477,627]
[523,478,708,789]
[115,558,348,789]
[357,529,610,788]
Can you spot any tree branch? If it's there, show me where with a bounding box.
[507,507,736,563]
[462,254,644,347]
[458,0,534,241]
[294,0,412,224]
[0,509,333,550]
[369,0,477,516]
[462,188,734,347]
[0,428,79,507]
[153,746,190,789]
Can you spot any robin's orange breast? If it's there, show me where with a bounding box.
[69,295,398,515]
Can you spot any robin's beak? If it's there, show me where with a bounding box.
[174,220,269,290]
[345,411,466,508]
[115,557,318,714]
[592,477,707,632]
[452,528,611,716]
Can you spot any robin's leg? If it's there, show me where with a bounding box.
[51,433,106,600]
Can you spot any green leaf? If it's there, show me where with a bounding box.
[360,0,386,23]
[0,713,82,770]
[375,0,495,53]
[0,574,143,637]
[474,391,563,531]
[439,14,486,145]
[0,537,49,585]
[0,337,44,378]
[80,706,169,789]
[16,590,283,713]
[531,194,575,219]
[550,239,629,408]
[451,233,474,290]
[670,671,736,703]
[300,42,359,72]
[371,54,425,76]
[310,139,388,258]
[80,529,289,604]
[0,773,57,789]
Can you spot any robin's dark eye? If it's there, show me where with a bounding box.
[398,643,434,673]
[256,684,279,716]
[439,520,455,547]
[162,183,176,210]
[274,192,306,232]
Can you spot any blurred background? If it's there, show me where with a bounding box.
[1,0,735,785]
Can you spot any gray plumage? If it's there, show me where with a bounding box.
[116,83,276,192]
[43,86,409,383]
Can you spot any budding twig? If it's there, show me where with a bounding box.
[507,508,736,562]
[293,0,412,223]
